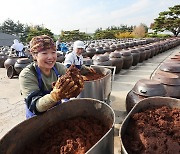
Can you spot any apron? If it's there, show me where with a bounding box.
[26,65,61,119]
[74,56,82,69]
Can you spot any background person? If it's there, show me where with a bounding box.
[56,38,61,51]
[11,39,26,57]
[64,40,95,74]
[19,35,80,119]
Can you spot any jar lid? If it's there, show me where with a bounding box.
[132,79,167,96]
[152,70,180,85]
[160,63,180,73]
[17,58,31,64]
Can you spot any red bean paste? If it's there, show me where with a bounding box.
[23,116,109,154]
[123,106,180,154]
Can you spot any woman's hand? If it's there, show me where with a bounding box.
[50,77,78,102]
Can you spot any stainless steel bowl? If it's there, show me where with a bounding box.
[0,98,115,154]
[120,97,180,154]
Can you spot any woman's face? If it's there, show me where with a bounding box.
[75,48,84,56]
[33,49,57,70]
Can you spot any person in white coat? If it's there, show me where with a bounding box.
[11,39,25,57]
[64,40,95,74]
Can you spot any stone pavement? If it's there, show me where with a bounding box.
[0,45,179,153]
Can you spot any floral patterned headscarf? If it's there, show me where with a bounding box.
[30,35,56,53]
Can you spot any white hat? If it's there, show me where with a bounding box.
[73,40,85,49]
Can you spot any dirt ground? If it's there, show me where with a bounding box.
[0,68,25,139]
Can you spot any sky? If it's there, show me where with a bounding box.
[0,0,179,34]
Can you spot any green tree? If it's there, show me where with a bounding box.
[0,19,31,43]
[26,25,55,42]
[59,30,92,42]
[152,5,180,36]
[93,25,135,39]
[0,19,16,35]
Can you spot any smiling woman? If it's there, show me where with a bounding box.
[19,35,82,119]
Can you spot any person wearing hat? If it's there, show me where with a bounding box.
[19,35,80,119]
[64,40,95,74]
[11,39,26,57]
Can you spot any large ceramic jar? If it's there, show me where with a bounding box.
[86,47,96,59]
[110,44,116,52]
[165,56,180,64]
[83,57,93,66]
[129,49,140,66]
[56,52,65,63]
[126,79,167,113]
[116,44,122,51]
[144,46,152,60]
[0,52,7,68]
[120,50,133,69]
[92,54,112,66]
[137,47,146,63]
[109,51,123,74]
[151,63,180,99]
[14,58,31,75]
[103,46,111,53]
[95,47,105,55]
[4,56,18,69]
[148,44,156,58]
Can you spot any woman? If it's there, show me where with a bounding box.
[64,40,95,74]
[19,35,78,119]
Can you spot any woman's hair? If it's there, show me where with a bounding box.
[30,35,56,53]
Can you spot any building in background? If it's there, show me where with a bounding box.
[0,32,19,47]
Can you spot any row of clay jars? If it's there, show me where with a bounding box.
[85,38,180,60]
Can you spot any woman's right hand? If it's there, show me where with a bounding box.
[50,78,78,102]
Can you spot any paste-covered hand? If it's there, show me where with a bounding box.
[51,65,84,102]
[50,76,78,102]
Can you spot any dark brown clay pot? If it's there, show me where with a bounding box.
[129,49,140,66]
[7,65,17,79]
[95,47,105,54]
[137,47,146,63]
[109,52,123,74]
[126,79,167,113]
[148,45,156,58]
[110,44,116,52]
[144,47,151,60]
[151,63,180,99]
[86,47,96,58]
[103,46,111,53]
[93,54,112,66]
[14,58,31,74]
[120,51,133,69]
[0,52,7,68]
[4,56,18,69]
[56,53,65,63]
[165,57,180,64]
[83,57,93,66]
